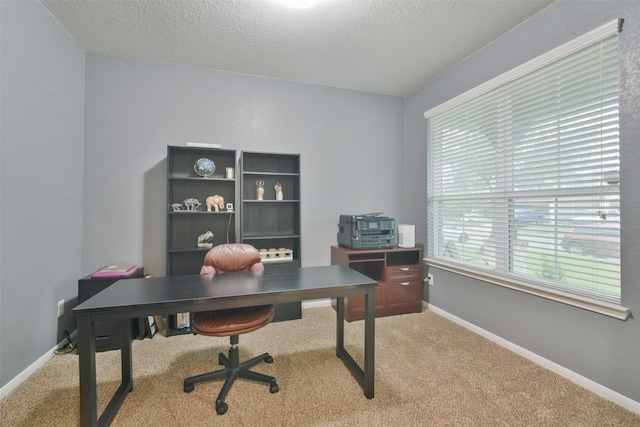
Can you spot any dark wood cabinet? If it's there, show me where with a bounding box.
[331,246,422,321]
[240,151,302,321]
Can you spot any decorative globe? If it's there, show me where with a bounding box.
[194,157,216,177]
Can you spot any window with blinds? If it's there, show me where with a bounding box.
[424,20,629,319]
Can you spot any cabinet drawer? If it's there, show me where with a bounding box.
[387,278,422,288]
[386,265,421,281]
[386,281,422,313]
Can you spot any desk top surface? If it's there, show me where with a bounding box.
[73,265,376,316]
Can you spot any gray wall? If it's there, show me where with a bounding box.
[82,55,405,276]
[404,0,640,404]
[0,1,84,386]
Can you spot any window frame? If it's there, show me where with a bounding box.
[423,19,630,320]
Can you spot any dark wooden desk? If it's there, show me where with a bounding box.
[73,265,377,426]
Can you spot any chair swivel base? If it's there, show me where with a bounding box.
[183,345,279,415]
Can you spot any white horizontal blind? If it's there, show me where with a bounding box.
[426,20,623,310]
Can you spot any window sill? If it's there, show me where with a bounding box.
[424,257,631,320]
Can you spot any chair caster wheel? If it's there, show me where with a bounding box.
[184,383,194,393]
[216,402,228,415]
[270,382,279,393]
[265,355,273,363]
[218,353,225,365]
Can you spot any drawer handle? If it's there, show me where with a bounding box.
[400,282,410,286]
[400,267,410,271]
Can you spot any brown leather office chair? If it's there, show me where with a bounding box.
[183,243,279,415]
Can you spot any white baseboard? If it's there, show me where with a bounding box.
[0,331,76,400]
[301,298,331,309]
[426,302,640,415]
[0,349,54,400]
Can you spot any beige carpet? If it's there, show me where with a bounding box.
[1,307,639,426]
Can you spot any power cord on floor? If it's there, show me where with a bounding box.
[54,330,76,355]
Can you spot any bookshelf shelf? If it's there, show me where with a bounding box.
[240,151,302,321]
[166,146,237,335]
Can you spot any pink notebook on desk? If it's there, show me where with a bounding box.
[91,264,139,279]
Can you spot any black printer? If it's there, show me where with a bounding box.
[337,213,397,249]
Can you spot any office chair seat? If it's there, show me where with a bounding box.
[192,305,274,337]
[183,243,278,416]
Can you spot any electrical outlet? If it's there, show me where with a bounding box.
[427,274,434,286]
[57,299,65,317]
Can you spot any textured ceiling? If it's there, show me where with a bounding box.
[42,0,555,96]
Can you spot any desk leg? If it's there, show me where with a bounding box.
[120,319,133,389]
[78,314,98,427]
[97,319,134,426]
[335,296,345,354]
[334,292,375,399]
[78,317,134,427]
[364,286,375,399]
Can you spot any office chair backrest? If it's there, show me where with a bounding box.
[200,243,265,275]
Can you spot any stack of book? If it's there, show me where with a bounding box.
[91,264,139,279]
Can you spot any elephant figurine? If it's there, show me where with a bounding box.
[197,231,214,248]
[182,198,201,211]
[206,195,225,212]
